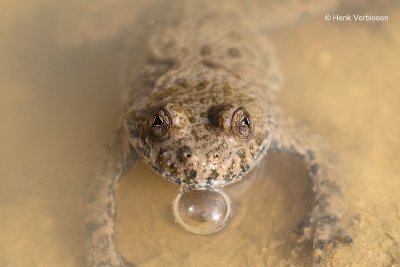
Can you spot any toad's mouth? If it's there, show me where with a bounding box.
[150,162,246,189]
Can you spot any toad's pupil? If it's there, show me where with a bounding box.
[241,117,250,127]
[153,115,164,126]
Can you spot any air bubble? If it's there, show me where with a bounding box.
[173,189,232,235]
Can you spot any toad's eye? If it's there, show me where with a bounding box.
[241,116,250,127]
[153,115,164,126]
[150,109,171,140]
[232,108,253,139]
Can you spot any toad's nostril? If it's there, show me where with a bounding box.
[178,146,196,161]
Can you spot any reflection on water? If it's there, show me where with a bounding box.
[0,0,399,266]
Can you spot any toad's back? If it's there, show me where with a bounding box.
[123,0,338,108]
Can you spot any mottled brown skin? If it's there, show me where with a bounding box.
[86,1,352,267]
[124,82,275,190]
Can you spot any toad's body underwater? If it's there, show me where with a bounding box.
[86,1,352,266]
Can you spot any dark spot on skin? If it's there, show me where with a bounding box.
[240,163,250,172]
[143,150,150,159]
[255,133,263,146]
[320,179,342,195]
[338,231,354,244]
[106,201,113,218]
[256,145,267,159]
[294,218,312,236]
[157,148,165,159]
[128,128,140,139]
[152,163,164,176]
[202,59,221,69]
[181,47,188,54]
[164,39,176,50]
[183,175,198,188]
[315,239,327,250]
[231,173,238,180]
[306,150,316,160]
[175,78,188,88]
[154,150,166,173]
[154,86,181,101]
[222,160,236,182]
[204,124,213,131]
[208,169,219,180]
[310,163,319,176]
[227,47,241,58]
[318,215,338,226]
[222,84,235,96]
[85,221,103,234]
[200,44,212,56]
[196,81,209,91]
[238,149,246,159]
[223,173,231,181]
[201,60,241,79]
[199,98,207,104]
[148,56,180,70]
[167,163,179,178]
[185,169,197,180]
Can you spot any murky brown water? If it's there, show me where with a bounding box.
[0,1,399,266]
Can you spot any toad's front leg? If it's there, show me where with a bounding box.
[86,129,137,267]
[270,112,352,265]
